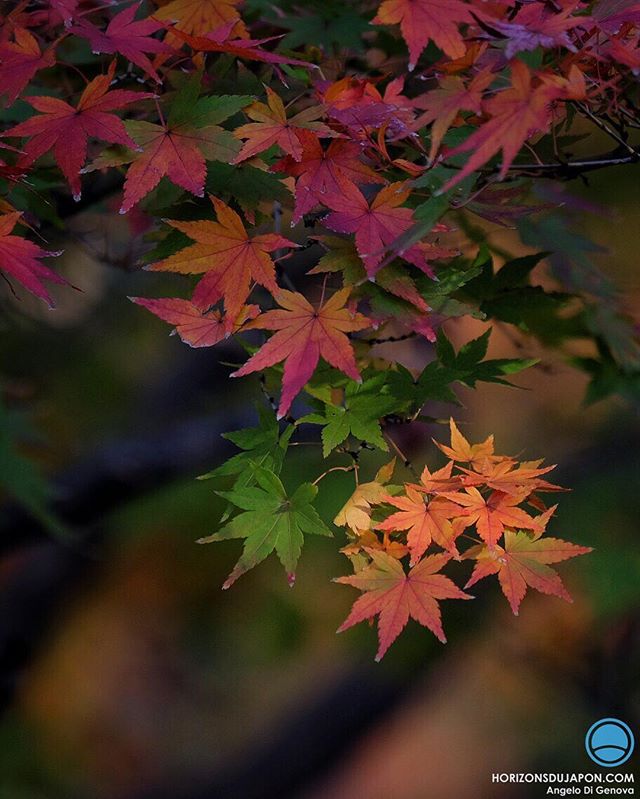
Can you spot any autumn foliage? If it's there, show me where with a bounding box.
[3,0,639,658]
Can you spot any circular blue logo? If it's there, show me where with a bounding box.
[585,719,635,767]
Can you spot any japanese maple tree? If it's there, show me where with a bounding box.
[3,0,638,659]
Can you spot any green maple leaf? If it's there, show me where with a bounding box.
[299,374,397,456]
[433,329,537,388]
[384,330,537,413]
[200,406,293,486]
[198,468,332,588]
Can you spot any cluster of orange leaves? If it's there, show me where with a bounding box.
[333,420,592,660]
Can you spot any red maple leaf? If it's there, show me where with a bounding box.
[232,288,371,419]
[130,295,259,347]
[274,130,383,223]
[48,0,77,27]
[488,1,588,60]
[118,112,244,214]
[0,212,64,306]
[441,62,584,192]
[336,549,472,659]
[320,76,416,141]
[373,0,473,67]
[233,87,334,163]
[0,26,56,108]
[465,530,592,614]
[147,195,296,320]
[167,24,317,71]
[322,181,436,278]
[73,3,173,83]
[3,61,152,200]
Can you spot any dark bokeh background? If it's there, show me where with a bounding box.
[0,170,639,798]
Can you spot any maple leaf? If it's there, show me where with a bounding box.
[153,0,248,40]
[341,528,409,561]
[445,486,542,548]
[336,549,472,659]
[232,288,371,419]
[321,76,416,141]
[299,373,397,456]
[274,131,383,224]
[373,0,473,67]
[416,461,463,494]
[460,459,564,496]
[488,2,588,60]
[48,0,77,27]
[234,87,334,164]
[377,485,464,561]
[594,0,640,33]
[130,295,259,347]
[200,406,293,486]
[0,26,56,107]
[198,468,332,588]
[441,62,567,192]
[2,61,152,200]
[167,23,316,70]
[148,195,296,321]
[465,530,592,614]
[334,460,396,532]
[435,418,496,468]
[73,3,173,83]
[322,181,436,278]
[118,89,253,212]
[414,69,493,163]
[0,212,64,306]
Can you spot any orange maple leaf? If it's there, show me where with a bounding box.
[445,486,542,548]
[234,87,334,163]
[377,485,464,562]
[232,288,371,419]
[460,458,565,496]
[153,0,248,39]
[414,69,493,162]
[465,530,592,614]
[435,418,497,468]
[147,195,297,320]
[336,549,472,659]
[416,461,464,494]
[373,0,473,67]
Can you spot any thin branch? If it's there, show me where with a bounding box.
[312,465,356,486]
[574,102,638,155]
[382,429,418,478]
